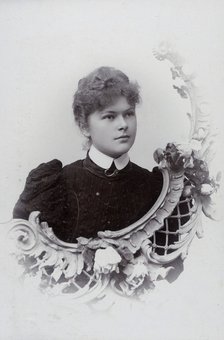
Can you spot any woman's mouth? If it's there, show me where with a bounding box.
[115,135,130,140]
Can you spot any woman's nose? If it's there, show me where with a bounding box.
[117,115,128,130]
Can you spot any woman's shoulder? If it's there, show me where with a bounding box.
[130,161,163,190]
[27,158,83,177]
[23,158,86,191]
[130,161,162,176]
[18,159,63,200]
[62,159,83,171]
[13,158,84,218]
[27,159,63,180]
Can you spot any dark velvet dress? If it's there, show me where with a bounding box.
[13,155,163,243]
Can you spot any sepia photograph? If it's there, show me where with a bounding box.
[0,1,223,339]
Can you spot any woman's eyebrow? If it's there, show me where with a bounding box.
[106,110,117,114]
[104,107,134,114]
[124,107,135,112]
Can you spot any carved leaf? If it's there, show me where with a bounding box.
[153,148,164,164]
[51,266,63,282]
[201,196,217,220]
[118,247,134,261]
[147,263,174,281]
[83,248,94,271]
[77,253,84,275]
[63,255,78,278]
[173,85,188,98]
[170,67,180,79]
[29,243,46,258]
[39,249,59,268]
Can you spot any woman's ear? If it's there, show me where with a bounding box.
[80,124,91,138]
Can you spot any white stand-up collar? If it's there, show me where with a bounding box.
[88,145,130,170]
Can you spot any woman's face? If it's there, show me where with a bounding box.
[85,96,137,158]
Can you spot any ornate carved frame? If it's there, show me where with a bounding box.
[7,44,220,302]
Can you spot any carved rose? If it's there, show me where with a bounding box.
[123,256,148,289]
[93,246,121,275]
[200,183,214,196]
[155,41,174,59]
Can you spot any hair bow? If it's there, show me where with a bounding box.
[91,76,117,90]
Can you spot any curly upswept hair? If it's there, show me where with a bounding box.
[72,66,140,130]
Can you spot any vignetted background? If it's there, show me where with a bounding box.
[0,1,223,339]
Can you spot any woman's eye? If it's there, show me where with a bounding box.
[125,111,135,117]
[103,115,115,120]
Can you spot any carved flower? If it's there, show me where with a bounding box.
[123,263,148,289]
[182,185,193,197]
[93,246,121,275]
[199,175,221,219]
[192,128,207,141]
[175,143,192,158]
[155,41,174,58]
[123,256,148,289]
[200,183,214,196]
[190,139,202,152]
[122,256,173,292]
[201,194,218,220]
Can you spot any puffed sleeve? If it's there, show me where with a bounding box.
[13,159,63,221]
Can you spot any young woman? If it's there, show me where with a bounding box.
[13,66,163,243]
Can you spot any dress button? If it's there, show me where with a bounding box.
[96,192,100,196]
